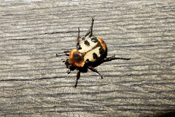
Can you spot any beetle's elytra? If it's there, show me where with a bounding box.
[57,18,130,88]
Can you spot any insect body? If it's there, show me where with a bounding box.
[59,18,130,88]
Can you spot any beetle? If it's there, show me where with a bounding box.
[58,18,130,88]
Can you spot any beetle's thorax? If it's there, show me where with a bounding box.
[69,49,85,67]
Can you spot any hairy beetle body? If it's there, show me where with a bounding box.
[57,18,130,88]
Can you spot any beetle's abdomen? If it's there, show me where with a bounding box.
[78,37,107,63]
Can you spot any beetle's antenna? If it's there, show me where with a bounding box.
[67,69,71,74]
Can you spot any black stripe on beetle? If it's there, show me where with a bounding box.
[84,40,90,46]
[93,53,98,59]
[91,37,98,43]
[77,45,82,50]
[99,47,104,55]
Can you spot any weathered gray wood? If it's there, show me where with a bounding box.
[0,0,175,117]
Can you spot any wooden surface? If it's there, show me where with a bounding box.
[1,0,175,116]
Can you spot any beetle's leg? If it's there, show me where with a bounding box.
[103,55,131,62]
[88,66,103,79]
[63,50,71,56]
[56,50,71,57]
[75,70,80,88]
[76,27,81,49]
[84,18,94,38]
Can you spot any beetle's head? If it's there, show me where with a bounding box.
[64,59,75,72]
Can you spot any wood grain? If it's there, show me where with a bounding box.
[0,0,175,116]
